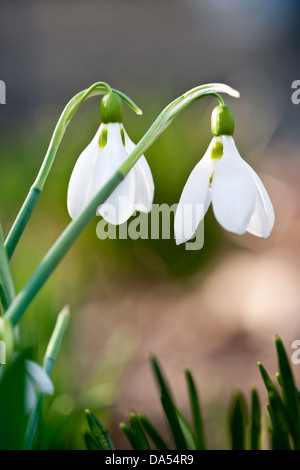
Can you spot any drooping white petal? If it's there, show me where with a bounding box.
[25,360,54,395]
[174,138,221,244]
[211,136,256,234]
[123,128,154,213]
[67,126,103,219]
[25,380,37,414]
[245,164,275,238]
[94,123,137,225]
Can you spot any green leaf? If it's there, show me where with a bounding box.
[248,388,261,450]
[185,369,206,450]
[150,355,173,398]
[84,432,101,450]
[276,373,283,388]
[275,336,300,449]
[0,353,27,450]
[129,414,151,450]
[120,423,140,450]
[266,394,291,450]
[161,393,188,450]
[176,409,197,450]
[229,391,247,450]
[85,410,114,450]
[258,362,284,404]
[258,361,291,449]
[150,355,187,449]
[139,413,169,450]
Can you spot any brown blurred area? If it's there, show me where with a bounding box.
[1,0,300,449]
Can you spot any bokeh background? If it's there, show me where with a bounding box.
[0,0,300,449]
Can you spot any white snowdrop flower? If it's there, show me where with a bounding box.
[175,105,274,244]
[25,360,54,413]
[67,92,154,225]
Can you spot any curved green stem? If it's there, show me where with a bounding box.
[4,83,239,326]
[0,226,15,309]
[4,82,141,259]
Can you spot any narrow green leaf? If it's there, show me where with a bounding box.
[276,373,283,388]
[0,353,27,450]
[185,370,206,450]
[150,355,173,398]
[120,423,140,450]
[129,414,151,450]
[84,432,101,450]
[267,392,291,450]
[139,413,169,450]
[258,362,284,404]
[176,409,197,450]
[161,393,188,450]
[275,336,300,449]
[85,410,114,450]
[248,388,261,450]
[229,391,247,450]
[258,361,291,449]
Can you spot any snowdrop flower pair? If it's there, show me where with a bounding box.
[175,105,275,244]
[67,92,154,225]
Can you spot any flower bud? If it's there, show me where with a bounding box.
[100,92,123,124]
[211,105,234,136]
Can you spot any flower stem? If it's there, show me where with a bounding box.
[4,83,239,326]
[0,225,16,308]
[5,174,123,326]
[23,306,70,450]
[4,82,141,259]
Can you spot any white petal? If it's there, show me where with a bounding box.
[245,165,275,238]
[25,381,37,414]
[94,124,136,225]
[67,125,103,219]
[174,138,221,244]
[26,360,54,396]
[123,128,154,213]
[212,136,256,234]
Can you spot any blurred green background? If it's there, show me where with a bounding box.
[0,0,300,449]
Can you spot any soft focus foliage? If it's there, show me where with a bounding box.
[85,337,300,450]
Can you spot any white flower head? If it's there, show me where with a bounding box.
[67,92,154,225]
[175,105,274,244]
[25,360,54,413]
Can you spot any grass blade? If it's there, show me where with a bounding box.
[161,393,188,450]
[248,388,261,450]
[85,410,114,450]
[258,362,284,404]
[176,409,197,450]
[229,391,247,450]
[185,370,206,450]
[150,355,173,398]
[84,432,101,450]
[129,413,151,450]
[266,394,291,450]
[139,413,169,450]
[120,423,140,450]
[275,336,300,448]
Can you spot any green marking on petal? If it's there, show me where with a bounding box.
[209,172,214,188]
[120,128,125,147]
[99,128,108,148]
[211,141,223,160]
